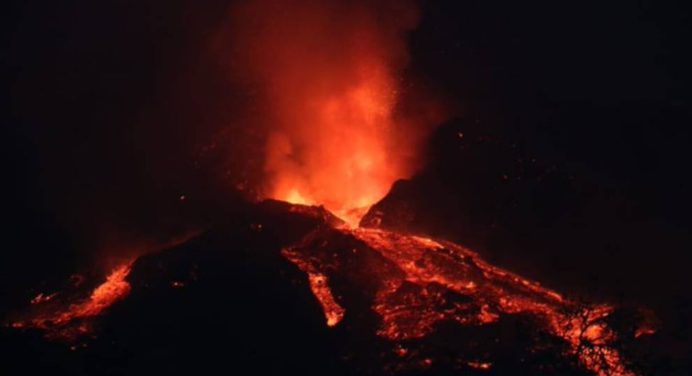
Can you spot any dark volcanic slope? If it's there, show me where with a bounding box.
[3,201,345,376]
[1,200,668,376]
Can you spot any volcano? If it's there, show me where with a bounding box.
[4,2,690,375]
[4,197,657,376]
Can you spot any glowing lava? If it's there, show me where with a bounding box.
[12,262,133,340]
[283,225,648,376]
[9,233,201,340]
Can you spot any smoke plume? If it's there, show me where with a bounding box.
[225,0,442,221]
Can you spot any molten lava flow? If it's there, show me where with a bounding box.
[10,232,202,340]
[283,225,648,376]
[228,0,439,225]
[12,262,133,340]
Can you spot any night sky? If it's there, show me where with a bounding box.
[2,0,691,339]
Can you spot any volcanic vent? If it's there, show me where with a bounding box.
[224,0,444,224]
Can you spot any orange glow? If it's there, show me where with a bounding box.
[13,262,133,340]
[228,0,439,225]
[267,73,401,225]
[11,232,201,340]
[80,263,132,316]
[283,247,346,327]
[467,361,492,370]
[30,292,57,305]
[283,224,643,376]
[307,273,345,327]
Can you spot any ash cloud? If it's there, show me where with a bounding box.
[220,0,444,215]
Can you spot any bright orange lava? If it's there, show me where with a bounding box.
[9,232,201,340]
[13,262,133,340]
[283,225,647,376]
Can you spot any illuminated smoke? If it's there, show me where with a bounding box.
[227,0,441,222]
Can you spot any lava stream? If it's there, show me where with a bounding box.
[11,262,133,340]
[283,225,644,376]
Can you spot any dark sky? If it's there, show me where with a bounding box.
[409,0,691,225]
[2,0,691,310]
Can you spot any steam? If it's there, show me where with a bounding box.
[226,0,442,220]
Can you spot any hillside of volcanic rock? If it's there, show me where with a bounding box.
[3,196,663,376]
